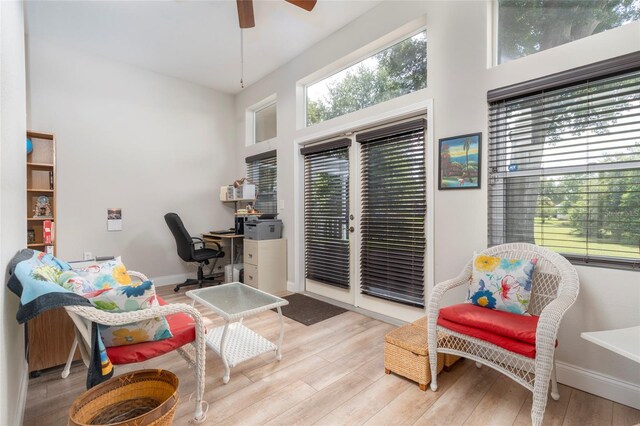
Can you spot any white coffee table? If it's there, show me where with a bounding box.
[186,282,288,384]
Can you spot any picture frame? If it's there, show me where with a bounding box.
[438,132,482,190]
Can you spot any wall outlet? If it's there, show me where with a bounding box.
[83,251,93,260]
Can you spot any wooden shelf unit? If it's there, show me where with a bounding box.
[25,130,78,374]
[26,130,56,255]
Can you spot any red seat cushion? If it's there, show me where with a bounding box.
[437,303,543,359]
[107,296,196,365]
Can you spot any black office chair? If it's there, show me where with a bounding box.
[164,212,225,292]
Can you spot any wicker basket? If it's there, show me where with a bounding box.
[384,324,444,391]
[412,316,462,369]
[68,370,179,426]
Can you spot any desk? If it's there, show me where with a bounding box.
[203,233,244,275]
[581,326,640,364]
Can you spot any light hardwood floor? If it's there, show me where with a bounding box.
[23,286,640,426]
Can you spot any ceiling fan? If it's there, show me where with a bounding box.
[236,0,317,28]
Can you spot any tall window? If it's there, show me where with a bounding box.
[497,0,640,65]
[254,102,277,143]
[302,140,351,288]
[246,151,277,214]
[358,119,427,306]
[488,53,640,270]
[306,30,426,126]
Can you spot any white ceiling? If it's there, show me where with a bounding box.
[25,0,383,94]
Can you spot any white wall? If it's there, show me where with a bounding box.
[234,0,640,404]
[1,1,29,424]
[26,37,238,281]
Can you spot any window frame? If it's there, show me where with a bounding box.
[487,52,640,271]
[494,0,640,66]
[303,26,427,127]
[247,95,277,145]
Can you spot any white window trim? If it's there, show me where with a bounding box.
[297,17,427,129]
[245,94,277,146]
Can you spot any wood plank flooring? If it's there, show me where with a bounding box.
[22,286,640,426]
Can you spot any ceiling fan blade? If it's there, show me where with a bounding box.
[237,0,255,28]
[285,0,317,12]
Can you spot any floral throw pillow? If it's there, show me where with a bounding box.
[73,257,132,291]
[85,280,159,312]
[466,255,537,315]
[99,319,173,347]
[86,280,173,346]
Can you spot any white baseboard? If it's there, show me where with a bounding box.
[556,360,640,409]
[151,273,190,287]
[14,360,28,426]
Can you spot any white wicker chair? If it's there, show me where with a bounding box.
[62,271,208,423]
[427,243,579,426]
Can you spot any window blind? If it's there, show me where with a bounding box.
[246,151,277,214]
[303,141,350,288]
[358,120,426,307]
[488,65,640,270]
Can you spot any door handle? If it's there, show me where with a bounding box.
[349,226,355,233]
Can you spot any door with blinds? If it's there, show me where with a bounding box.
[302,118,428,318]
[302,139,355,304]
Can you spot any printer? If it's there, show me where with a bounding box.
[244,216,283,240]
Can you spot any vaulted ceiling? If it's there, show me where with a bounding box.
[25,0,382,94]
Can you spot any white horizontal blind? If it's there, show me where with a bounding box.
[488,67,640,270]
[246,153,277,214]
[358,120,426,307]
[303,144,350,288]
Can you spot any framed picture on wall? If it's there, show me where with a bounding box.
[438,133,482,190]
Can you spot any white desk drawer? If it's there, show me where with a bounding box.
[244,240,259,266]
[244,264,259,288]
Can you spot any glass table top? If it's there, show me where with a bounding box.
[186,282,287,319]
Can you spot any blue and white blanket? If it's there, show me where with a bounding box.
[7,249,113,388]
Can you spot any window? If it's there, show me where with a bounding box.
[488,53,640,270]
[246,151,277,214]
[254,101,277,143]
[306,30,426,126]
[302,140,351,288]
[497,0,640,65]
[357,119,427,306]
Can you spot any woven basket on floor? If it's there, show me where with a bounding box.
[68,369,179,426]
[384,324,444,391]
[412,316,462,368]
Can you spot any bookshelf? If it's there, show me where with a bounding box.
[26,130,78,374]
[26,131,56,254]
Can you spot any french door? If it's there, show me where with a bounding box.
[302,138,356,305]
[302,118,427,319]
